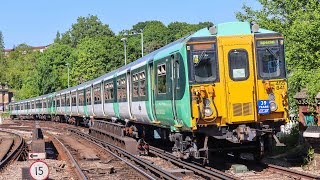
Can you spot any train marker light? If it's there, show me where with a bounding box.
[251,22,259,33]
[208,26,217,35]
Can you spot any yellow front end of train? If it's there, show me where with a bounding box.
[190,32,288,139]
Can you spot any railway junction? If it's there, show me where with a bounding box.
[0,118,319,180]
[1,0,320,177]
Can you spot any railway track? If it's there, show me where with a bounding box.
[149,146,238,180]
[0,129,25,171]
[67,128,178,180]
[4,120,320,179]
[51,135,87,179]
[228,154,320,180]
[266,164,319,180]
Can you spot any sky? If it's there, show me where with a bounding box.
[0,0,261,49]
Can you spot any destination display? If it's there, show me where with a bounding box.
[256,39,279,47]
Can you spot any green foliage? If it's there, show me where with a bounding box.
[303,146,315,165]
[236,0,320,108]
[0,112,10,118]
[54,31,61,44]
[3,44,39,100]
[59,15,114,47]
[274,124,300,154]
[142,21,168,54]
[167,21,213,43]
[36,43,76,94]
[280,124,300,147]
[0,31,4,58]
[71,36,123,84]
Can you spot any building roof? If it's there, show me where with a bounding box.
[293,89,308,99]
[3,45,48,52]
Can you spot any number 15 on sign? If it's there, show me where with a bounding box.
[29,160,49,180]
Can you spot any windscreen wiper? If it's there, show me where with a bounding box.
[266,47,279,60]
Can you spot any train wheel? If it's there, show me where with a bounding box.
[253,137,264,162]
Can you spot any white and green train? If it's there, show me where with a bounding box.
[9,22,289,161]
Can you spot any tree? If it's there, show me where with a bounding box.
[0,31,5,81]
[0,31,3,49]
[4,44,39,100]
[54,31,61,44]
[167,21,214,42]
[60,15,114,47]
[36,43,76,94]
[71,36,123,85]
[236,0,320,106]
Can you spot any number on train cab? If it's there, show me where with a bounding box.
[258,100,270,114]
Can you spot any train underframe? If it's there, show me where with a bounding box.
[126,120,285,163]
[11,114,89,127]
[11,114,286,163]
[97,118,287,163]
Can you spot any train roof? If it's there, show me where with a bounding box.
[11,21,280,104]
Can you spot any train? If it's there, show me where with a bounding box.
[9,21,289,162]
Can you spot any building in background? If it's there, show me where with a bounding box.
[0,83,13,112]
[4,45,49,56]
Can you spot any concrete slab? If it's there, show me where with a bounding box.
[231,164,248,173]
[62,136,100,161]
[31,139,46,153]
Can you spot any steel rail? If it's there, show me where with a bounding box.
[0,129,25,170]
[52,135,88,180]
[267,164,319,180]
[67,128,179,180]
[149,146,238,180]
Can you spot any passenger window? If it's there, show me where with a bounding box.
[72,93,76,106]
[78,92,84,106]
[228,49,249,81]
[122,78,126,99]
[157,64,166,94]
[94,85,101,104]
[117,80,121,99]
[61,96,65,106]
[133,74,139,97]
[104,82,114,102]
[86,88,91,105]
[139,71,146,96]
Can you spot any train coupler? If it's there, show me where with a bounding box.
[137,138,149,155]
[227,125,257,143]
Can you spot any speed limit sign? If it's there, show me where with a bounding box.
[29,160,49,180]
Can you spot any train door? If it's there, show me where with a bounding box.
[148,61,157,122]
[152,57,177,126]
[220,36,257,123]
[127,70,133,119]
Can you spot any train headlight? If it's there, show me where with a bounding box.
[204,107,213,117]
[203,98,211,106]
[270,101,278,112]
